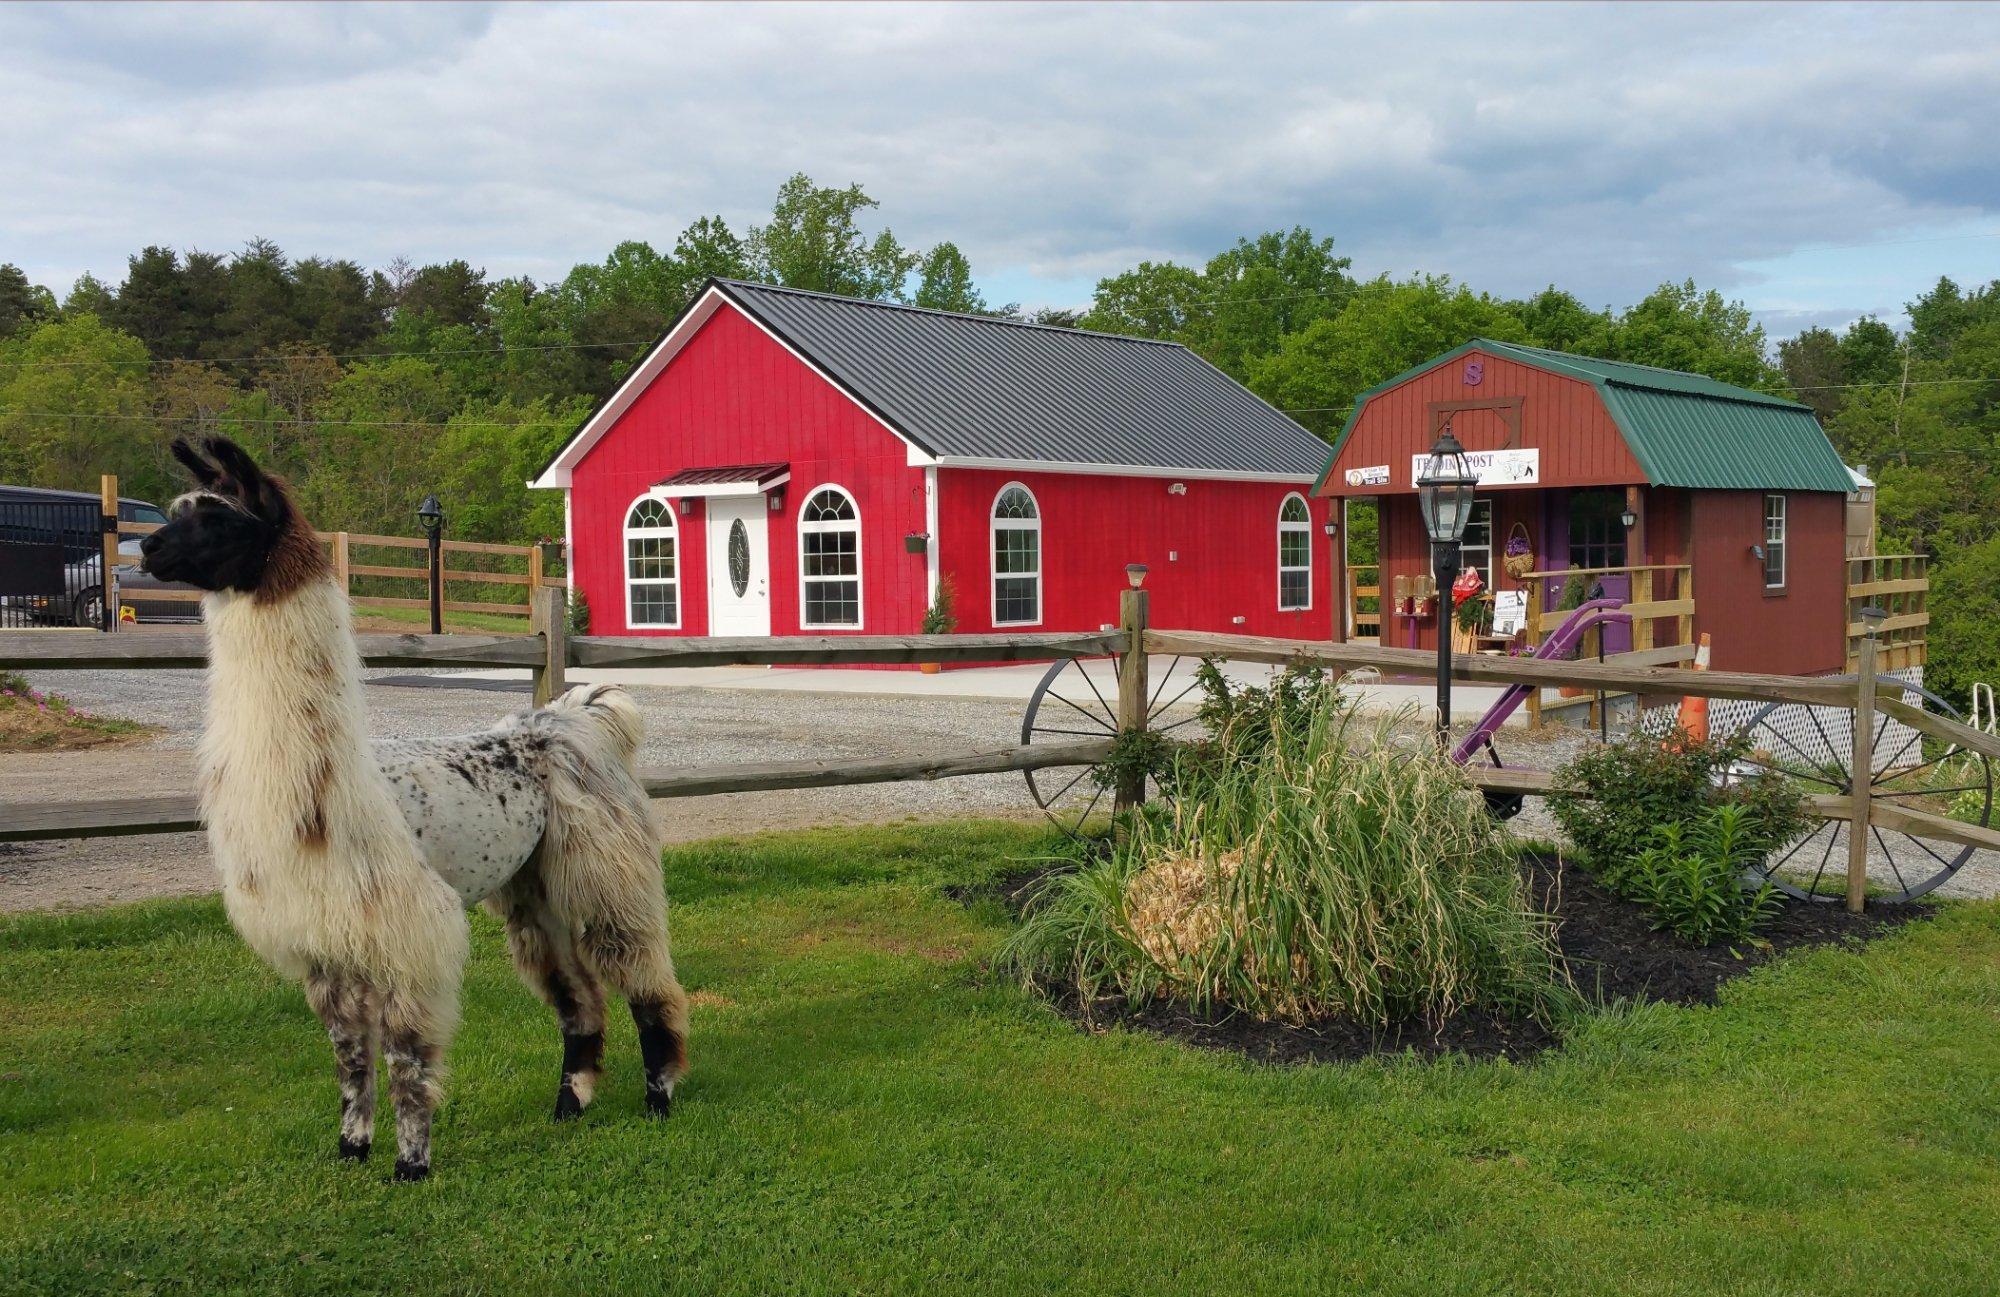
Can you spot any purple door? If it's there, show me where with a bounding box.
[1546,490,1633,654]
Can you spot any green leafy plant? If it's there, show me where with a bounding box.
[1455,593,1492,635]
[920,574,958,635]
[1555,573,1596,612]
[1628,804,1783,944]
[566,588,591,637]
[1004,688,1573,1030]
[1553,733,1800,883]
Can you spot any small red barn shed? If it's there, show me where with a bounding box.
[1313,340,1857,677]
[533,280,1335,642]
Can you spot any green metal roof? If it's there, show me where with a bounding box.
[1315,338,1854,494]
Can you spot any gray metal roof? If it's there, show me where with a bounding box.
[715,280,1328,478]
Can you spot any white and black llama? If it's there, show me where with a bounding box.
[140,437,687,1181]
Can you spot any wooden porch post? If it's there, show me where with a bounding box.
[1329,498,1348,643]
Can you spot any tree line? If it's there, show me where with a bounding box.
[2,174,1994,700]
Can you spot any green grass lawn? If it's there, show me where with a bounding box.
[4,820,1998,1296]
[355,602,532,635]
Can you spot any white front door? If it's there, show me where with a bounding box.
[705,496,771,636]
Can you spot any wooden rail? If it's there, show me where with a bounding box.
[1847,553,1927,672]
[1142,629,1854,708]
[0,740,1113,843]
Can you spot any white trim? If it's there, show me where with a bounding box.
[990,481,1043,627]
[654,469,789,501]
[797,483,864,630]
[621,493,682,630]
[531,287,933,489]
[1277,491,1312,612]
[934,454,1316,484]
[1763,493,1788,589]
[923,466,940,609]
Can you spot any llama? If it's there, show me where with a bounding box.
[139,437,687,1181]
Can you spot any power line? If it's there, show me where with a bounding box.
[0,337,658,372]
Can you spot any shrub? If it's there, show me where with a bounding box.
[1628,805,1782,944]
[1003,688,1572,1029]
[1552,732,1808,890]
[566,589,591,636]
[920,574,958,635]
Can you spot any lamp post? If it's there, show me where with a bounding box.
[1416,429,1479,749]
[417,493,445,635]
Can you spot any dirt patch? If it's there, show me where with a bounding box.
[0,685,154,753]
[971,850,1925,1065]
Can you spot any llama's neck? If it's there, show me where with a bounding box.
[198,577,377,841]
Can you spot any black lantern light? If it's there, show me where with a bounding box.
[417,493,445,634]
[1415,429,1480,748]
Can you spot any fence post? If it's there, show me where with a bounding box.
[530,583,568,708]
[332,532,351,598]
[528,540,544,595]
[99,475,119,633]
[1845,606,1884,913]
[1115,564,1151,817]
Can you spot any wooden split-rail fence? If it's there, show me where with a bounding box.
[4,581,1996,913]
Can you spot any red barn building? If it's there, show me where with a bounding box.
[533,280,1334,641]
[1313,340,1858,677]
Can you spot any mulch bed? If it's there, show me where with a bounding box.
[959,850,1926,1066]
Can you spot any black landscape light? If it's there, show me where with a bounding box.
[417,493,445,634]
[1415,429,1479,748]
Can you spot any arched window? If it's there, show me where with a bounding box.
[992,483,1041,626]
[798,485,862,628]
[624,495,680,629]
[1277,493,1311,611]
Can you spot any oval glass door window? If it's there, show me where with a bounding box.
[728,518,750,597]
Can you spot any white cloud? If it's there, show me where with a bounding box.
[2,0,1996,329]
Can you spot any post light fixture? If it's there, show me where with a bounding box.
[1859,604,1887,635]
[1415,429,1480,748]
[416,493,445,635]
[1125,563,1149,589]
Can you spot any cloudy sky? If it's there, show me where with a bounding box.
[4,1,1997,336]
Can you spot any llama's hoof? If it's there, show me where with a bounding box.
[393,1159,430,1183]
[645,1088,672,1119]
[337,1137,371,1162]
[554,1087,584,1122]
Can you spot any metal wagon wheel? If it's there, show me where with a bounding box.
[1019,653,1200,837]
[1722,677,1993,903]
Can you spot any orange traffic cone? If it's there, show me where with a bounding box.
[1672,634,1712,746]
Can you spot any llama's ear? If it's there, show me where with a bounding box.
[202,437,292,526]
[171,438,222,487]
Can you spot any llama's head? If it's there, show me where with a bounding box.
[141,437,329,600]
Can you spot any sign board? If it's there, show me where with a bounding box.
[1344,464,1391,488]
[1490,590,1528,637]
[1410,447,1539,488]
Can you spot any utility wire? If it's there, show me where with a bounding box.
[0,337,657,372]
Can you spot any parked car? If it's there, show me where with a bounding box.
[0,486,200,625]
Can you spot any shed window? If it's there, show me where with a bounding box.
[1567,490,1628,571]
[992,484,1042,626]
[623,496,680,629]
[799,486,861,628]
[1277,493,1312,610]
[1763,494,1787,589]
[1459,499,1494,592]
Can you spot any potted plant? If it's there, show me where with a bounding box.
[918,575,956,674]
[1502,524,1535,580]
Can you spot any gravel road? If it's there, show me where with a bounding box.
[5,667,1992,912]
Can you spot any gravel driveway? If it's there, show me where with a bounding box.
[5,667,1993,912]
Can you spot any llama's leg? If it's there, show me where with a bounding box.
[380,987,452,1182]
[491,884,608,1121]
[304,970,381,1161]
[578,919,688,1117]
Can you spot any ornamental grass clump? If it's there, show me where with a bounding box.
[1003,688,1572,1030]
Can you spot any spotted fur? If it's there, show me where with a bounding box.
[143,438,688,1181]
